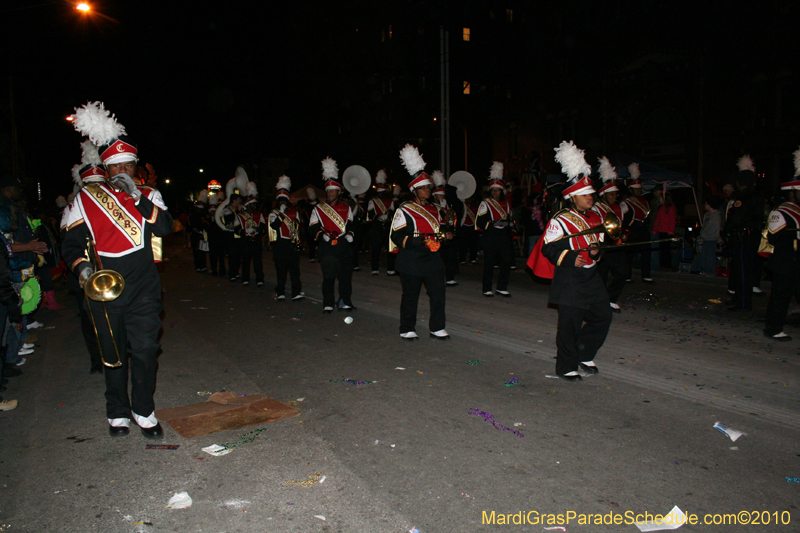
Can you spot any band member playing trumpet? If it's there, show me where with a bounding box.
[763,149,800,341]
[63,102,173,438]
[541,141,612,382]
[308,158,356,313]
[391,144,453,340]
[269,175,303,300]
[237,183,265,287]
[477,162,514,297]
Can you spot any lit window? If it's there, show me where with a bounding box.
[463,81,471,95]
[463,28,470,41]
[506,9,513,21]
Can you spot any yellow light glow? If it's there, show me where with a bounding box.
[76,3,91,12]
[66,115,74,122]
[199,169,204,173]
[165,179,171,184]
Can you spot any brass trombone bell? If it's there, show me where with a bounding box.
[85,269,125,302]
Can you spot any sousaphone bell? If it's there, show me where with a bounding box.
[448,170,477,200]
[342,165,371,196]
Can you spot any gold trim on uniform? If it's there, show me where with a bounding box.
[557,250,569,266]
[84,185,142,246]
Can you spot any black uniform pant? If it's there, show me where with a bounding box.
[273,240,302,297]
[481,229,512,292]
[626,222,651,279]
[208,234,226,276]
[307,228,318,261]
[369,223,396,272]
[441,241,458,281]
[597,251,628,303]
[458,226,479,263]
[764,263,800,335]
[190,233,207,270]
[730,232,759,310]
[351,222,366,269]
[240,238,264,284]
[399,270,446,334]
[320,245,353,308]
[225,233,241,279]
[84,294,162,421]
[556,301,612,375]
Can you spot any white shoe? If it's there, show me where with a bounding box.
[387,270,396,276]
[276,294,286,301]
[495,290,511,297]
[22,343,34,349]
[728,289,735,294]
[400,331,419,340]
[292,293,305,301]
[18,348,34,356]
[430,329,450,340]
[372,271,379,275]
[15,358,26,366]
[446,280,458,286]
[483,291,494,297]
[323,306,334,313]
[27,321,44,329]
[752,287,763,293]
[0,400,18,411]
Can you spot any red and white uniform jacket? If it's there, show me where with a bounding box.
[390,200,444,274]
[476,197,512,231]
[236,210,266,239]
[309,201,353,239]
[542,208,604,268]
[268,207,300,240]
[621,195,649,223]
[461,204,478,229]
[367,197,394,222]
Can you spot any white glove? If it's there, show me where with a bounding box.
[280,204,287,213]
[78,264,94,288]
[322,234,331,242]
[245,227,256,235]
[344,234,353,243]
[110,174,141,200]
[378,214,387,222]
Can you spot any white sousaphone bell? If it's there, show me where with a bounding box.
[448,170,476,200]
[215,166,249,231]
[342,165,371,196]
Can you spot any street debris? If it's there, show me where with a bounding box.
[634,505,686,532]
[314,515,326,520]
[165,492,192,509]
[202,444,232,457]
[504,378,519,387]
[330,378,373,386]
[344,316,354,324]
[713,421,745,442]
[285,472,324,487]
[468,408,524,437]
[145,444,179,450]
[466,360,483,365]
[787,477,800,483]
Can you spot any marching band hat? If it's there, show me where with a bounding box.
[554,141,594,200]
[488,161,505,190]
[736,155,756,187]
[70,102,137,166]
[780,147,800,190]
[432,170,446,195]
[322,157,343,191]
[375,169,388,192]
[399,144,431,190]
[276,175,292,201]
[597,156,619,195]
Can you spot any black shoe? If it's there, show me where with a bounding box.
[90,364,103,374]
[579,363,599,375]
[140,423,164,439]
[558,373,583,382]
[109,425,130,438]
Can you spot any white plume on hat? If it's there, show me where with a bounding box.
[276,175,291,192]
[306,186,317,200]
[628,162,641,180]
[209,194,219,206]
[246,182,258,198]
[70,101,126,146]
[399,144,426,175]
[322,157,338,180]
[234,167,249,194]
[71,139,104,185]
[55,196,67,209]
[198,189,209,203]
[598,156,617,182]
[432,170,446,187]
[71,164,83,186]
[375,169,387,186]
[490,162,504,180]
[554,141,591,179]
[737,155,755,172]
[794,147,800,177]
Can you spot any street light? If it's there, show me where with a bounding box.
[76,3,90,12]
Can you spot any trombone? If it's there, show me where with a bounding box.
[573,236,681,252]
[83,239,126,368]
[550,212,623,243]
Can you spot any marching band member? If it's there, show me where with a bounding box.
[308,158,356,313]
[268,175,304,300]
[432,170,459,286]
[367,169,396,275]
[305,187,319,263]
[62,102,173,438]
[541,141,612,382]
[593,156,629,313]
[476,162,514,297]
[391,144,452,340]
[621,163,653,283]
[763,148,800,341]
[458,197,479,264]
[236,182,265,287]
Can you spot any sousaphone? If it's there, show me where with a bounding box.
[342,165,371,196]
[215,166,249,231]
[448,171,477,200]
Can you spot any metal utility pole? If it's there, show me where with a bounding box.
[439,27,450,177]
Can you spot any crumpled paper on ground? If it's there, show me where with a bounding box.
[166,492,192,509]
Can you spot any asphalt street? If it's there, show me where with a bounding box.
[1,235,798,533]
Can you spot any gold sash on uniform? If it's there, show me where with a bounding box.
[84,184,142,246]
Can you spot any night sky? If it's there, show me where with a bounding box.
[3,1,798,209]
